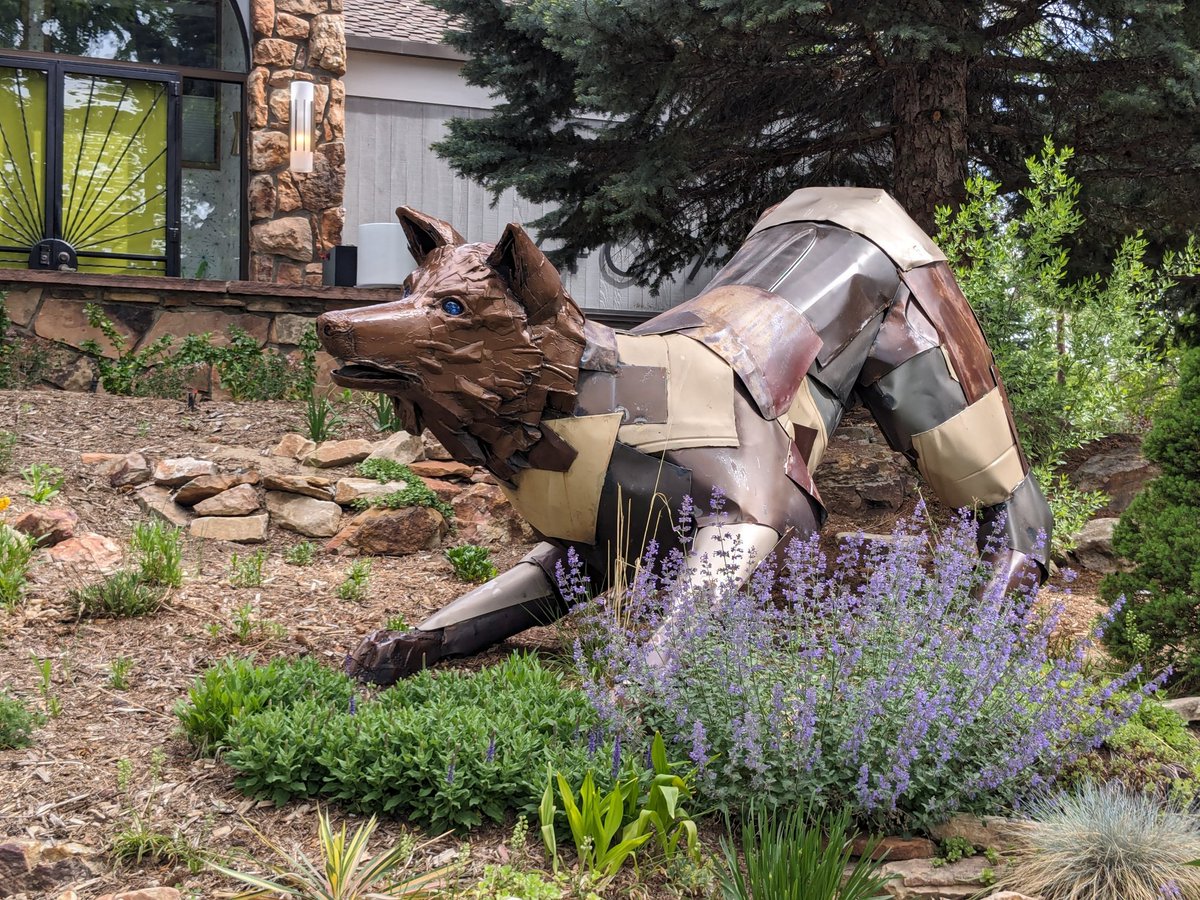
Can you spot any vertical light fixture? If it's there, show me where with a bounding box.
[289,81,314,173]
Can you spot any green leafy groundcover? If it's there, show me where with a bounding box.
[176,653,609,831]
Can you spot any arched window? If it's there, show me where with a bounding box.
[0,0,249,279]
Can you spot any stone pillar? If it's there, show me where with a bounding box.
[247,0,347,286]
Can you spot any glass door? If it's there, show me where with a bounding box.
[0,57,180,276]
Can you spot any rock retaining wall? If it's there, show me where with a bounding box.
[0,270,403,395]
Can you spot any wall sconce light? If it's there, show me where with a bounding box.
[289,81,314,173]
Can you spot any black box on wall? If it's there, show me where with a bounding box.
[323,246,358,287]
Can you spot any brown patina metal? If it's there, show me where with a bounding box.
[319,187,1054,684]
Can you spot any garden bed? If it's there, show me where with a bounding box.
[0,388,1109,898]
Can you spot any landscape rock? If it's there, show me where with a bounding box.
[96,889,182,900]
[334,477,405,506]
[850,835,937,862]
[409,459,475,480]
[1163,696,1200,722]
[452,483,532,545]
[1073,443,1160,515]
[47,533,122,572]
[326,506,447,555]
[194,484,261,517]
[422,429,453,461]
[105,452,150,488]
[306,439,373,468]
[152,457,218,487]
[263,472,337,501]
[266,491,342,537]
[929,814,1023,851]
[80,452,122,468]
[0,837,100,897]
[366,430,424,465]
[880,856,989,899]
[134,485,192,528]
[985,893,1042,900]
[1068,517,1124,573]
[11,507,78,546]
[420,477,463,502]
[174,472,261,507]
[191,514,269,543]
[819,442,915,511]
[272,433,317,459]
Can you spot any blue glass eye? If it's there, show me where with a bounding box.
[441,298,465,316]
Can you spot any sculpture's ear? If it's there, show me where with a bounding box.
[395,206,465,265]
[487,223,568,326]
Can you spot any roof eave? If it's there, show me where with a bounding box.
[346,33,468,61]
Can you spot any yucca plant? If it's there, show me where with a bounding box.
[210,807,453,898]
[1001,781,1200,900]
[719,801,892,900]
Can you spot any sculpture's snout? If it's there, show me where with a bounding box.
[317,311,356,360]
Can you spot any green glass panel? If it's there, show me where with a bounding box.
[0,66,47,264]
[61,74,168,276]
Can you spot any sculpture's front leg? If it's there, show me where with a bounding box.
[346,542,569,684]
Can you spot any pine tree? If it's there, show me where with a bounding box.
[432,1,1200,292]
[1102,347,1200,687]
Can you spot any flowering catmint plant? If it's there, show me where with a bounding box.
[572,503,1153,830]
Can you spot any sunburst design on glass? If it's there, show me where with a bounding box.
[62,74,168,275]
[0,66,47,268]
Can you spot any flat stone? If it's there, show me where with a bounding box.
[251,216,313,262]
[191,514,268,543]
[272,433,317,459]
[47,534,122,572]
[306,439,373,468]
[106,452,150,488]
[266,491,342,537]
[334,477,405,506]
[270,315,315,347]
[1073,443,1160,515]
[194,484,261,517]
[451,483,532,545]
[174,472,260,507]
[4,287,42,327]
[1068,517,1124,573]
[880,857,990,899]
[929,814,1023,851]
[408,459,475,480]
[152,457,218,487]
[262,472,336,501]
[0,837,100,896]
[97,889,183,900]
[366,430,424,465]
[141,310,269,350]
[851,835,937,862]
[134,485,192,528]
[11,507,78,546]
[419,477,462,502]
[80,452,122,468]
[1163,697,1200,722]
[986,894,1042,900]
[33,298,141,356]
[326,506,447,555]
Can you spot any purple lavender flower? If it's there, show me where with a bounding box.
[486,733,496,763]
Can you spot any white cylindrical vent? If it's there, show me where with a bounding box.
[357,223,417,287]
[289,81,314,173]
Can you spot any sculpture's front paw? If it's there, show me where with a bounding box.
[345,628,446,685]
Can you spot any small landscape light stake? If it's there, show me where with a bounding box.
[289,81,314,173]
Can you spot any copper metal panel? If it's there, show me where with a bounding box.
[747,186,947,271]
[575,366,669,424]
[901,262,998,405]
[858,284,942,386]
[633,284,822,420]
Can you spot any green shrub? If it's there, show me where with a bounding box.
[304,391,343,442]
[354,459,454,521]
[1000,782,1200,900]
[0,526,35,607]
[367,391,404,434]
[209,323,320,402]
[0,431,16,474]
[446,545,498,584]
[129,521,183,587]
[228,549,267,588]
[337,559,371,602]
[20,463,63,504]
[719,802,891,900]
[1102,347,1200,687]
[177,653,612,831]
[0,690,43,749]
[71,570,165,618]
[284,541,316,566]
[460,865,565,900]
[80,303,213,397]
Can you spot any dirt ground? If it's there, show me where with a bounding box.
[0,389,1107,898]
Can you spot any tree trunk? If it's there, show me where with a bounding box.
[891,55,969,232]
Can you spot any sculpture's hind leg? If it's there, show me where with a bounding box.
[346,542,569,685]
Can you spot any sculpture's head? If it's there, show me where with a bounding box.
[318,207,586,439]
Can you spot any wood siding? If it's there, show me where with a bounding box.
[344,96,712,313]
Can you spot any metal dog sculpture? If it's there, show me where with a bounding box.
[319,187,1053,685]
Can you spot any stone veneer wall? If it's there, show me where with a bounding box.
[247,0,347,286]
[0,271,400,395]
